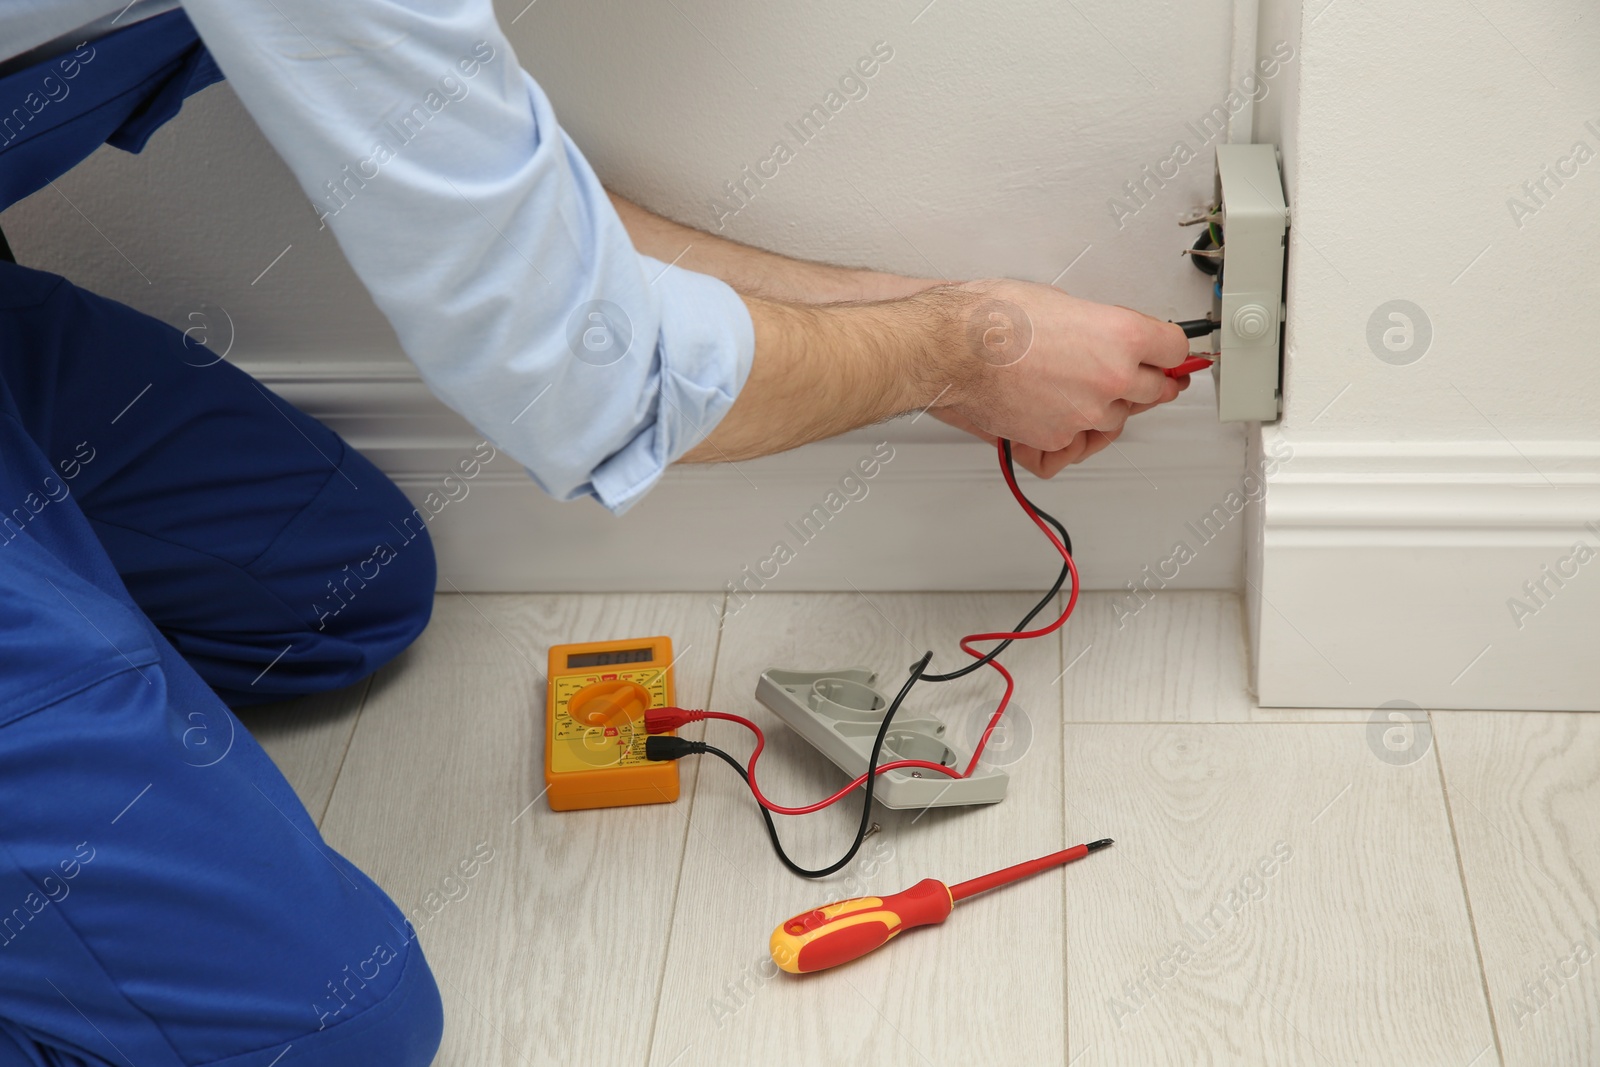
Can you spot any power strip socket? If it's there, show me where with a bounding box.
[1210,144,1288,423]
[753,667,1009,809]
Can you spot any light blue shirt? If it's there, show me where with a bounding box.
[17,0,757,513]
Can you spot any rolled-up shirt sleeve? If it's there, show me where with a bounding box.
[178,0,755,513]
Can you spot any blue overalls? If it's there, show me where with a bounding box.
[0,12,444,1066]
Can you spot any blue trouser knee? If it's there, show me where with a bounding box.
[0,262,444,1064]
[0,261,436,706]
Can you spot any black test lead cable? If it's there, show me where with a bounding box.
[922,440,1072,683]
[666,440,1075,878]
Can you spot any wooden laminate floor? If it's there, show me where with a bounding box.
[238,591,1600,1067]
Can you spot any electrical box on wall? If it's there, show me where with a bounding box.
[1188,144,1288,423]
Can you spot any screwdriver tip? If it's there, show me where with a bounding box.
[1087,838,1114,852]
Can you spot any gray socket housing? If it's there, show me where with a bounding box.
[754,667,1010,810]
[1212,143,1289,423]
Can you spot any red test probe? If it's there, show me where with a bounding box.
[768,839,1115,974]
[1166,355,1215,378]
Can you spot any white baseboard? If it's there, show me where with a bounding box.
[1253,434,1600,712]
[242,359,1250,595]
[245,360,1599,710]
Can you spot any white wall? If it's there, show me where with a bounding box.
[3,0,1274,594]
[1251,0,1600,710]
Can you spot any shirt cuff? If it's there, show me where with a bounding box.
[584,260,755,514]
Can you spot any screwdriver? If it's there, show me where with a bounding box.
[769,838,1113,974]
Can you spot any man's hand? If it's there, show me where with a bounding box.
[926,279,1190,475]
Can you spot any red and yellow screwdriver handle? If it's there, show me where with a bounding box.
[770,878,953,974]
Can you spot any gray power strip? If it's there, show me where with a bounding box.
[754,667,1010,810]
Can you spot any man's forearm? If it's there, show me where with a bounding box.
[608,192,937,304]
[680,278,1189,468]
[679,289,965,463]
[608,189,959,465]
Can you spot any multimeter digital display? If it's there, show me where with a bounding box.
[544,635,679,812]
[565,646,655,669]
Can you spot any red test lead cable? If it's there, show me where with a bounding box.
[957,438,1081,776]
[643,708,958,815]
[647,437,1080,816]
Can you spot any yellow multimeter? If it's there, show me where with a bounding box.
[544,635,678,811]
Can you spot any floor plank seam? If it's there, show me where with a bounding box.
[313,674,374,830]
[1056,603,1077,1067]
[1235,591,1259,702]
[1430,712,1508,1067]
[1058,720,1387,726]
[642,591,729,1067]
